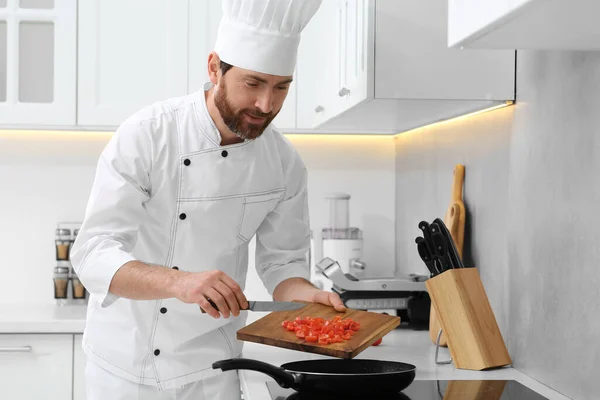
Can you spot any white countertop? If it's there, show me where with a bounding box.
[0,306,572,400]
[238,314,571,400]
[0,304,87,333]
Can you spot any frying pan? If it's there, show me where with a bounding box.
[212,358,416,396]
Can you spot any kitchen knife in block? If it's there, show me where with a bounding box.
[236,301,400,359]
[426,268,511,370]
[430,164,466,347]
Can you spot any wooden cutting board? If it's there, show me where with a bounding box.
[444,164,466,259]
[430,164,466,347]
[237,301,400,359]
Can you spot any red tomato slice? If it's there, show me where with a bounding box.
[372,338,383,346]
[305,334,318,342]
[318,336,331,345]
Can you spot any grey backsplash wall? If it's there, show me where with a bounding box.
[395,51,600,399]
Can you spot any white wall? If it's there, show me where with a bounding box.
[0,131,395,305]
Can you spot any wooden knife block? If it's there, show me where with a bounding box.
[426,268,511,370]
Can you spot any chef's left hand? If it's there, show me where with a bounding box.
[312,290,347,312]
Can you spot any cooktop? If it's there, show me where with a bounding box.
[266,379,550,400]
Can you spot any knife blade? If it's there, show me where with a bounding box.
[201,300,306,314]
[246,301,306,312]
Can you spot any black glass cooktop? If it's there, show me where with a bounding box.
[266,379,549,400]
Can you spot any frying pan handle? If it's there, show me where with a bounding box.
[212,358,298,389]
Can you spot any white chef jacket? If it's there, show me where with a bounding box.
[70,83,311,390]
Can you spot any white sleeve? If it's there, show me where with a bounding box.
[70,119,153,308]
[254,151,311,296]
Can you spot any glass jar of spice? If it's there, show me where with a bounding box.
[71,270,87,302]
[53,262,70,305]
[55,228,71,261]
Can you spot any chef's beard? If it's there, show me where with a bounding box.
[214,81,277,141]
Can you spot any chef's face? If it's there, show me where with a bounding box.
[214,65,292,140]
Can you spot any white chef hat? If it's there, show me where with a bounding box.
[214,0,322,77]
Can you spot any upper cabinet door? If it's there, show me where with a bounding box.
[448,0,600,50]
[0,0,76,125]
[376,0,515,101]
[335,0,374,114]
[297,0,342,129]
[78,0,189,127]
[188,0,220,94]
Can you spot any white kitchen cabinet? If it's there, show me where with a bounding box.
[73,334,86,400]
[0,0,76,125]
[297,0,515,134]
[77,0,189,127]
[0,334,73,399]
[448,0,600,50]
[296,0,341,129]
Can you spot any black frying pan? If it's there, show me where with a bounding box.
[212,358,416,396]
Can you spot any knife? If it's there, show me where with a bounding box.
[201,300,306,314]
[415,236,439,276]
[431,230,452,273]
[418,221,435,253]
[433,218,465,269]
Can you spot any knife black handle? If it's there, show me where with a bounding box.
[431,230,452,272]
[433,218,465,269]
[200,299,218,314]
[418,221,434,248]
[415,236,438,276]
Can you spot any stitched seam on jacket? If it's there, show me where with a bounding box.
[219,327,235,358]
[159,364,231,383]
[192,102,220,147]
[76,236,129,277]
[237,193,284,241]
[184,139,253,156]
[143,106,182,390]
[84,343,147,379]
[178,187,285,202]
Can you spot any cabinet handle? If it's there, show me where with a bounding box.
[314,105,324,113]
[0,346,32,353]
[338,87,351,97]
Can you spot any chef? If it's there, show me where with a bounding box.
[70,0,344,399]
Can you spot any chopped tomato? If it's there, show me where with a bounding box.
[318,334,331,345]
[372,338,383,346]
[305,334,318,342]
[281,314,362,346]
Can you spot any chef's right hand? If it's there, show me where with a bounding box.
[173,270,249,319]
